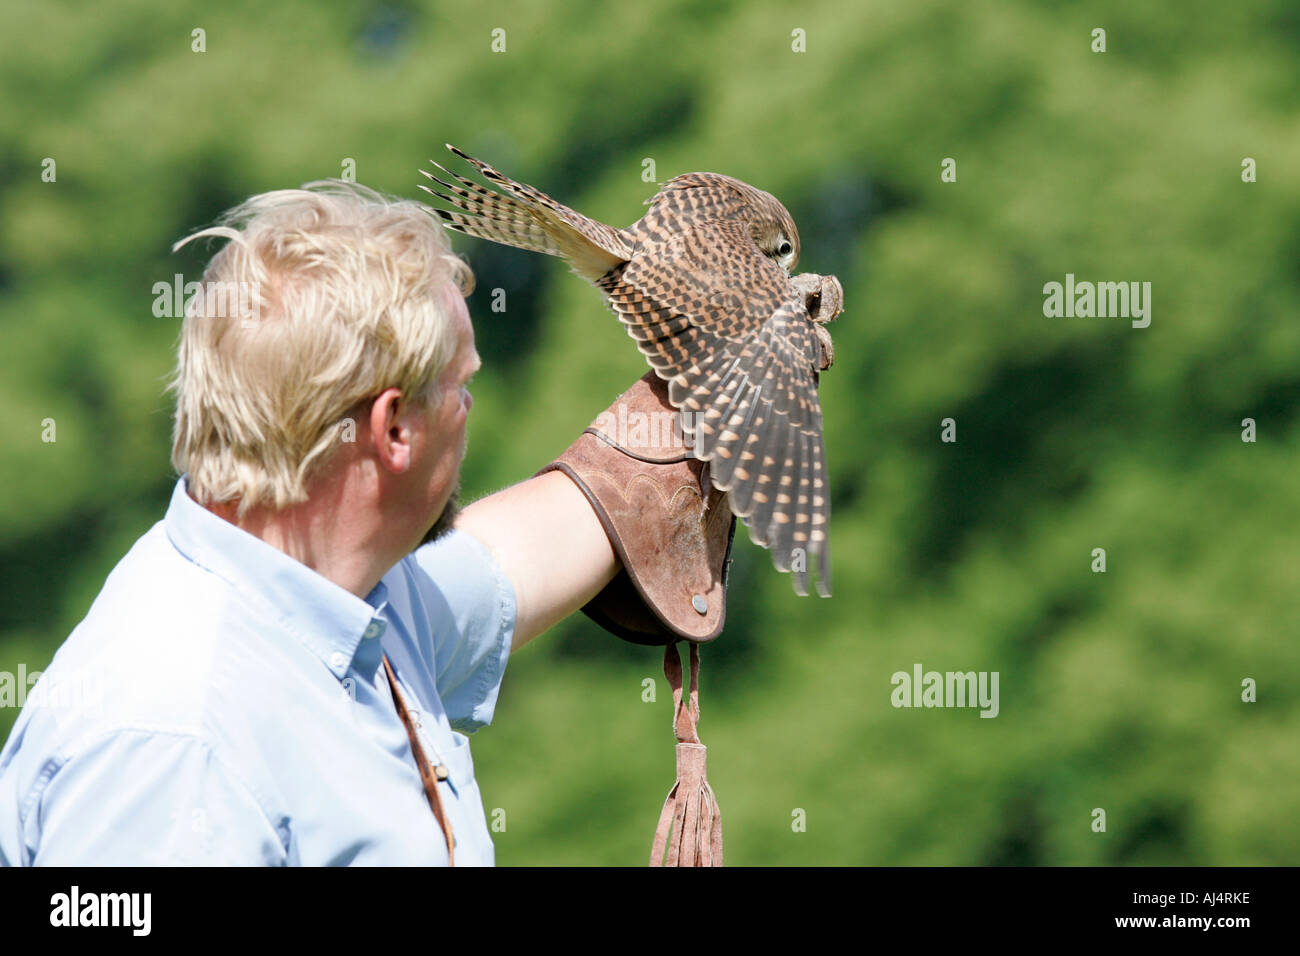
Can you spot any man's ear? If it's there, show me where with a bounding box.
[369,387,413,474]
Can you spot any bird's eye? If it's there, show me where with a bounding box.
[778,241,793,256]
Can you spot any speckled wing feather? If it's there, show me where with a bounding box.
[598,217,831,597]
[419,146,632,280]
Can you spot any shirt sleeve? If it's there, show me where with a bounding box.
[403,529,516,735]
[30,730,286,866]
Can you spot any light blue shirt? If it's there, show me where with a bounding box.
[0,478,516,865]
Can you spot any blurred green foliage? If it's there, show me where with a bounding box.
[1,0,1297,864]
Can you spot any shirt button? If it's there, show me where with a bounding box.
[364,621,385,639]
[329,652,348,670]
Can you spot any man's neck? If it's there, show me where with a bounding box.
[199,485,392,600]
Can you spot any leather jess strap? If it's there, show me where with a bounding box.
[382,653,456,865]
[650,642,723,866]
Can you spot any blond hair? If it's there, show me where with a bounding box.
[169,180,473,514]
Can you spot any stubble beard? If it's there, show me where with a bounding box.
[419,426,469,548]
[420,485,461,548]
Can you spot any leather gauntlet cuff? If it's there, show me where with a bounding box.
[536,372,737,645]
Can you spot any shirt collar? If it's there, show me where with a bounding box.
[163,477,389,679]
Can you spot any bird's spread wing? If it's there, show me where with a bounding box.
[421,146,632,281]
[598,219,832,596]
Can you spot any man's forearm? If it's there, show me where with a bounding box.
[455,470,618,651]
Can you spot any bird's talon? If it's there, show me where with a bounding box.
[815,324,835,371]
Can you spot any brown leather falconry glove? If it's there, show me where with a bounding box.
[536,371,736,645]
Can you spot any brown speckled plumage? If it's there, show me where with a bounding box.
[420,145,835,597]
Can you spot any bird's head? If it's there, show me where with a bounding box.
[743,185,801,274]
[651,172,802,273]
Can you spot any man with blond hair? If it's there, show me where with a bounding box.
[0,181,676,865]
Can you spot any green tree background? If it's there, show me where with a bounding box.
[1,0,1296,864]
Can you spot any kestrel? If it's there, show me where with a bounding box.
[420,145,841,597]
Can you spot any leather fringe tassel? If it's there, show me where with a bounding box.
[650,641,723,866]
